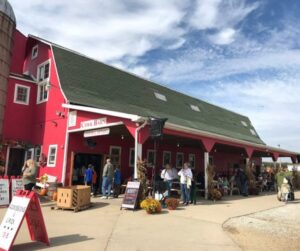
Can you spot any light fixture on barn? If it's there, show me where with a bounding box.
[45,82,51,91]
[55,110,65,118]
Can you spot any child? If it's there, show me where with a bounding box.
[280,177,291,202]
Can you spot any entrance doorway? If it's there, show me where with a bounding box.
[8,148,25,176]
[73,153,102,186]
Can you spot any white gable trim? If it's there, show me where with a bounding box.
[62,103,142,122]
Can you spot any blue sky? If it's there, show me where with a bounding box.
[9,0,300,153]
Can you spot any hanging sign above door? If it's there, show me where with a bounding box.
[83,128,110,138]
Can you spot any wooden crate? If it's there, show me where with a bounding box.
[57,185,91,209]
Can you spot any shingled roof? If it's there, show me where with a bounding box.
[51,44,265,145]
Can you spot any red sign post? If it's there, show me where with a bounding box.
[0,190,49,251]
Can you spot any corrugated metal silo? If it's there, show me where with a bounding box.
[0,0,16,139]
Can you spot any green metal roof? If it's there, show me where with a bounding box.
[52,45,265,145]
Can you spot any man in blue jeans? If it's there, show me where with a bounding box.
[101,158,114,199]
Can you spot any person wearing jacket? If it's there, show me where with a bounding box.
[22,159,39,191]
[101,158,114,199]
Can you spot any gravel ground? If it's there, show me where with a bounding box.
[223,202,300,251]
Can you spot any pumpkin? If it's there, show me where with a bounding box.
[52,192,58,201]
[40,188,47,196]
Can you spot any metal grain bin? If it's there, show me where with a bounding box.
[0,0,16,139]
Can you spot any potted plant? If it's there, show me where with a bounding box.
[165,198,179,210]
[140,198,162,214]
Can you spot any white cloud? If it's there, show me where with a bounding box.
[191,78,300,152]
[10,0,188,61]
[154,49,300,84]
[209,28,236,45]
[189,0,259,30]
[188,0,221,29]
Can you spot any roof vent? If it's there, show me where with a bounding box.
[250,129,256,136]
[154,92,167,102]
[241,121,248,127]
[190,104,200,112]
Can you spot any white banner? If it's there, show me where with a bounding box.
[0,179,10,206]
[11,179,23,197]
[84,128,110,138]
[0,196,30,251]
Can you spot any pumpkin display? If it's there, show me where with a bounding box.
[40,188,47,196]
[52,192,58,201]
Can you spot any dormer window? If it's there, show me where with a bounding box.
[154,92,167,102]
[31,45,38,59]
[241,121,248,127]
[190,104,200,112]
[250,129,257,136]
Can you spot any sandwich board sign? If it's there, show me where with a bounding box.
[121,181,140,210]
[0,178,9,206]
[0,190,49,251]
[11,178,23,197]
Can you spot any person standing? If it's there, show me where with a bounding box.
[84,164,93,186]
[79,165,86,185]
[92,166,98,196]
[239,167,248,196]
[113,165,121,198]
[275,165,290,200]
[22,159,39,191]
[178,162,193,206]
[160,163,178,197]
[280,177,291,202]
[190,169,197,205]
[101,158,114,199]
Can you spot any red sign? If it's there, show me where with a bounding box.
[0,190,49,251]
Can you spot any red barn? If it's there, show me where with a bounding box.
[0,29,298,195]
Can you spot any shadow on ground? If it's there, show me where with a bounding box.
[13,234,94,250]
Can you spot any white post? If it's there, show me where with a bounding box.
[61,131,69,186]
[274,160,277,170]
[134,143,142,179]
[246,158,250,165]
[204,152,209,199]
[5,146,10,176]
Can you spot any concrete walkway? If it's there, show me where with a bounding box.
[1,191,298,251]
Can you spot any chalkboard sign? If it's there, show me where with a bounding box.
[121,181,140,210]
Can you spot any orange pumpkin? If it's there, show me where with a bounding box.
[40,188,47,196]
[52,192,58,201]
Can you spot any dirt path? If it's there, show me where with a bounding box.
[223,202,300,251]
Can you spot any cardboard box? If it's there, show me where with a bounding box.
[57,185,91,209]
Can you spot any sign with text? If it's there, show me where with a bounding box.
[0,191,49,251]
[11,179,23,197]
[80,117,107,129]
[0,196,30,250]
[121,181,140,210]
[84,128,110,138]
[0,179,9,206]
